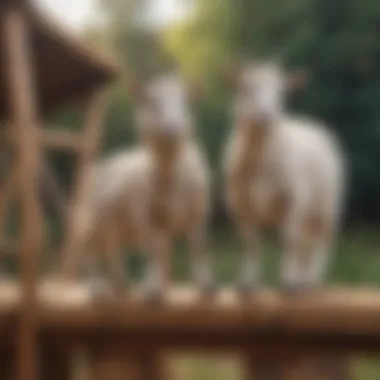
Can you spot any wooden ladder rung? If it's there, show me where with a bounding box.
[41,130,84,152]
[0,125,84,152]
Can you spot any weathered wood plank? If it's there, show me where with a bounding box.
[40,343,71,380]
[3,6,42,380]
[0,126,84,152]
[59,89,107,279]
[0,283,378,355]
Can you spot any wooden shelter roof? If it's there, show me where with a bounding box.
[0,0,119,118]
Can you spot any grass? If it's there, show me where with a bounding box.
[173,355,243,380]
[126,225,380,287]
[172,355,380,379]
[76,354,380,380]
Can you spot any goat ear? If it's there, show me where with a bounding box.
[223,63,242,90]
[286,68,310,93]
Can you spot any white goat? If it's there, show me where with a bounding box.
[76,74,214,301]
[223,60,346,292]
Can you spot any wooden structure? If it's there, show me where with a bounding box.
[0,1,375,380]
[0,282,379,379]
[0,0,117,379]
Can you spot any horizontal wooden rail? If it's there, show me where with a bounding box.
[0,282,379,355]
[40,130,83,151]
[0,126,83,152]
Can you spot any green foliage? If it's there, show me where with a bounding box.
[164,0,236,82]
[101,83,137,152]
[163,0,380,222]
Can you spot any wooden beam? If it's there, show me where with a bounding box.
[12,288,375,358]
[0,126,69,222]
[0,126,84,152]
[59,89,107,279]
[0,284,378,356]
[3,7,42,380]
[35,287,380,332]
[41,130,83,152]
[0,349,15,380]
[0,149,66,261]
[40,343,71,380]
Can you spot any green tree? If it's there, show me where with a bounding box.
[94,0,173,79]
[163,0,380,222]
[164,0,236,83]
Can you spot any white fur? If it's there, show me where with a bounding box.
[78,75,213,297]
[136,74,192,138]
[233,61,285,123]
[224,62,346,289]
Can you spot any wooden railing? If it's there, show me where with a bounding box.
[0,283,379,379]
[1,6,108,380]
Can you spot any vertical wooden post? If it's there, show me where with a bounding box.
[90,346,128,380]
[3,6,42,380]
[60,90,106,279]
[40,343,71,380]
[0,348,14,380]
[90,346,171,380]
[133,351,172,380]
[244,353,285,380]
